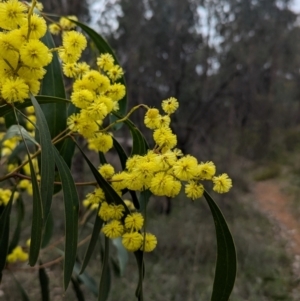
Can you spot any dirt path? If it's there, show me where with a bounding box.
[253,180,300,297]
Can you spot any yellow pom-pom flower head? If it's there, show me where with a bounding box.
[2,77,29,103]
[161,97,179,114]
[196,161,216,180]
[0,0,27,30]
[97,53,114,71]
[24,14,47,39]
[124,213,144,231]
[20,40,52,67]
[62,31,87,53]
[172,155,198,181]
[122,232,143,252]
[185,181,204,200]
[102,220,124,238]
[141,233,157,252]
[212,173,233,194]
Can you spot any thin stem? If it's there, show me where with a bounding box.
[14,173,97,186]
[100,104,149,132]
[27,0,37,40]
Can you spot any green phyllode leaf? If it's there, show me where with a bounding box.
[0,96,69,118]
[75,142,130,216]
[38,261,50,301]
[30,94,55,224]
[12,273,31,301]
[0,191,14,283]
[73,261,98,297]
[80,208,104,274]
[204,191,237,301]
[98,236,111,301]
[40,30,67,141]
[112,112,148,156]
[112,237,128,277]
[0,125,38,147]
[53,147,79,290]
[27,140,43,266]
[8,196,25,254]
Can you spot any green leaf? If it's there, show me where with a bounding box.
[0,96,69,118]
[9,196,25,253]
[139,190,152,214]
[41,211,53,248]
[69,19,127,120]
[112,137,128,169]
[38,261,50,301]
[12,274,31,301]
[30,94,55,223]
[4,112,16,129]
[203,191,237,301]
[40,30,67,141]
[74,261,98,296]
[134,250,144,301]
[98,236,111,301]
[112,112,148,156]
[0,125,38,147]
[71,277,86,301]
[112,137,139,209]
[112,237,128,276]
[74,141,130,216]
[0,191,14,283]
[53,147,79,290]
[28,142,43,266]
[80,209,104,274]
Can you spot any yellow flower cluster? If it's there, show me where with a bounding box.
[6,246,28,263]
[0,188,18,206]
[82,174,157,252]
[65,51,125,153]
[94,99,232,201]
[0,1,53,104]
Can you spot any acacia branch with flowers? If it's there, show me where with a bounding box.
[0,1,236,300]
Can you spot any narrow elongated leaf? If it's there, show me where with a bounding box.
[113,137,139,209]
[38,262,50,301]
[80,209,104,274]
[41,211,53,248]
[71,277,85,301]
[30,94,55,223]
[0,96,69,118]
[28,144,43,266]
[0,192,14,282]
[112,237,128,276]
[69,19,127,119]
[12,274,31,301]
[9,196,25,253]
[4,112,16,129]
[53,147,79,290]
[0,125,38,146]
[75,142,130,216]
[98,236,111,301]
[134,250,144,301]
[112,112,148,156]
[40,30,67,141]
[16,113,43,266]
[112,137,128,169]
[139,190,152,214]
[203,191,236,301]
[74,261,98,296]
[57,100,78,168]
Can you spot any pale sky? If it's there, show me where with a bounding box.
[291,0,300,13]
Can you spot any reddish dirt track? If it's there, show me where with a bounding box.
[253,180,300,298]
